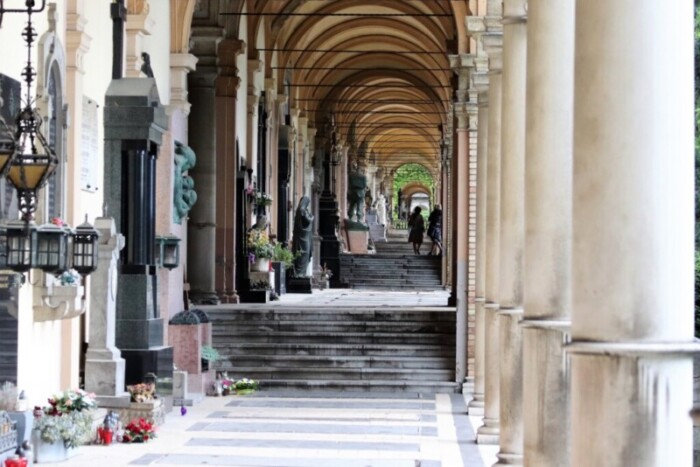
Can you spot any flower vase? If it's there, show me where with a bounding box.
[97,427,113,446]
[32,432,77,463]
[251,258,270,272]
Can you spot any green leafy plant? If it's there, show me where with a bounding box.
[201,345,221,362]
[272,243,297,267]
[234,378,259,391]
[247,229,275,260]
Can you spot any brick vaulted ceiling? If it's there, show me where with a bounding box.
[220,0,471,172]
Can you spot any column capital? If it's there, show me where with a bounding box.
[168,53,198,115]
[449,54,476,102]
[467,16,504,73]
[189,28,225,86]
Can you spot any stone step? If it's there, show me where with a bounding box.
[208,308,455,322]
[212,320,455,334]
[211,331,455,345]
[213,366,454,382]
[211,342,454,358]
[216,354,454,370]
[240,379,461,394]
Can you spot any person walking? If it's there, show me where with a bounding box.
[407,206,425,255]
[427,205,443,256]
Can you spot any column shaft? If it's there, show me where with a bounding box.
[522,0,575,465]
[469,98,489,415]
[571,1,695,466]
[478,68,502,445]
[496,1,527,463]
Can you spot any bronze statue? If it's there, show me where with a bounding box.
[347,162,368,223]
[292,196,314,277]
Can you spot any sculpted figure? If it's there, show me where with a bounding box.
[347,162,368,222]
[292,196,314,277]
[376,193,387,225]
[174,142,197,223]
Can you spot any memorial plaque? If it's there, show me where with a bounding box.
[81,96,99,192]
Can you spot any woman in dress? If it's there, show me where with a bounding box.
[407,206,425,255]
[427,205,443,256]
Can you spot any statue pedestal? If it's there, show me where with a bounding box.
[345,220,369,254]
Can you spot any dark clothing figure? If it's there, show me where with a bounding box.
[407,207,425,254]
[427,206,443,256]
[347,168,368,222]
[292,196,314,277]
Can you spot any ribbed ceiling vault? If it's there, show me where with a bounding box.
[224,0,470,171]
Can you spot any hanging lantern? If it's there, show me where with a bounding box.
[34,222,71,274]
[155,235,180,270]
[71,218,99,276]
[0,119,15,177]
[5,220,35,272]
[7,106,58,220]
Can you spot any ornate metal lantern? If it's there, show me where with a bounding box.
[72,218,100,276]
[5,220,35,272]
[34,222,70,273]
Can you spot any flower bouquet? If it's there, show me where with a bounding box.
[234,378,259,395]
[126,383,155,403]
[122,418,156,443]
[247,229,274,262]
[254,192,273,207]
[35,389,97,449]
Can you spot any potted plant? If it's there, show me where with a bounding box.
[126,383,155,404]
[247,229,274,272]
[32,389,96,463]
[318,264,333,289]
[253,192,273,208]
[271,243,297,295]
[122,382,164,426]
[234,378,259,396]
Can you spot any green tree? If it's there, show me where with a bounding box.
[392,163,435,214]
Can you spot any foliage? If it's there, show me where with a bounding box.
[35,389,97,448]
[0,381,18,411]
[272,243,297,267]
[234,378,259,391]
[122,418,156,443]
[201,345,221,362]
[35,410,94,448]
[126,383,155,403]
[247,228,274,260]
[392,163,435,213]
[254,192,273,207]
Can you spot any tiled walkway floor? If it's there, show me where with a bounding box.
[51,390,497,467]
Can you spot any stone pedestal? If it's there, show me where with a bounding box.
[345,223,369,254]
[84,217,130,407]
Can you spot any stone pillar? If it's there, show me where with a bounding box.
[474,15,503,446]
[214,38,244,303]
[188,30,223,305]
[468,50,490,416]
[521,0,574,465]
[84,217,130,406]
[570,2,696,466]
[496,1,527,464]
[247,58,263,185]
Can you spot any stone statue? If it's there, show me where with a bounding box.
[347,162,368,223]
[173,141,197,223]
[376,193,387,226]
[291,196,314,277]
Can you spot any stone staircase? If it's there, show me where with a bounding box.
[340,229,443,290]
[210,306,459,393]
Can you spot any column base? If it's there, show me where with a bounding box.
[493,452,523,466]
[468,394,485,416]
[477,417,500,445]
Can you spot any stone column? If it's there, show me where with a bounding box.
[84,217,130,406]
[188,29,223,304]
[496,0,527,465]
[570,1,696,466]
[521,0,574,465]
[469,53,490,416]
[474,15,503,446]
[215,38,244,303]
[449,54,474,385]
